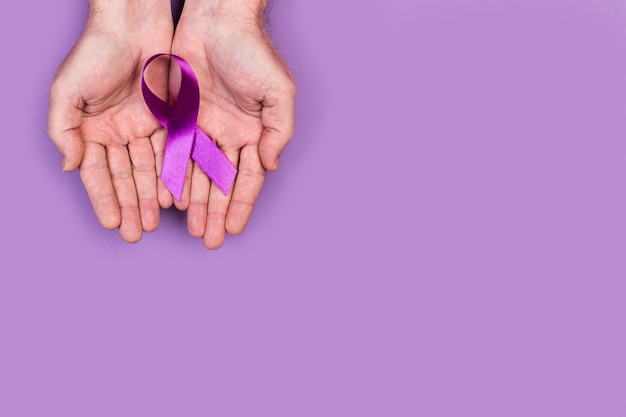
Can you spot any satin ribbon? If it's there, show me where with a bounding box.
[141,54,237,200]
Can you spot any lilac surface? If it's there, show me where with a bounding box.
[1,0,626,416]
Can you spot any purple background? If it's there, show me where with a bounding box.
[2,0,626,415]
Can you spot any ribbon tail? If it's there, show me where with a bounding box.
[191,127,238,195]
[162,128,196,201]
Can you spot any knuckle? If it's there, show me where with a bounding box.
[238,167,265,182]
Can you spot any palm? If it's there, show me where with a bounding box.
[78,34,161,148]
[173,31,266,151]
[170,16,295,249]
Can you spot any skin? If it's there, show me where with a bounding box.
[48,1,174,243]
[48,0,295,249]
[172,0,296,249]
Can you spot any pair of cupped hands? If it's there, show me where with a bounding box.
[47,0,295,249]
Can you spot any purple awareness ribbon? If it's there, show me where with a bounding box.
[141,54,237,200]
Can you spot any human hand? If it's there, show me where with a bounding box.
[171,0,296,249]
[48,0,174,242]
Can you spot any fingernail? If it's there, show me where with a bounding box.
[62,158,70,172]
[274,158,280,170]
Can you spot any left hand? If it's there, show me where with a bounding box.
[48,1,174,242]
[170,0,296,249]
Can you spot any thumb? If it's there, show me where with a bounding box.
[48,83,84,171]
[258,81,296,171]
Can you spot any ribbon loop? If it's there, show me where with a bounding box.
[142,54,237,200]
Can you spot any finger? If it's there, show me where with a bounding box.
[48,81,84,171]
[187,162,210,238]
[107,144,143,243]
[173,160,192,211]
[226,144,266,235]
[79,142,120,230]
[204,149,240,250]
[151,128,173,209]
[258,78,296,171]
[128,137,159,233]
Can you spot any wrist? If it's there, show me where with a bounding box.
[88,0,172,30]
[183,0,267,28]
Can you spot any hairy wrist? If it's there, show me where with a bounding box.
[88,0,172,30]
[183,0,268,28]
